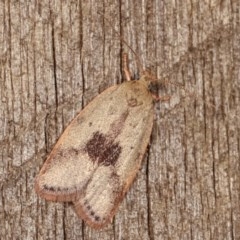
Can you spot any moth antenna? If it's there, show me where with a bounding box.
[98,11,144,74]
[160,77,186,91]
[160,76,218,111]
[117,36,144,74]
[122,53,131,81]
[99,12,215,110]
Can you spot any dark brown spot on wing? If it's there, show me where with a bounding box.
[125,84,144,107]
[43,185,70,192]
[84,131,121,166]
[127,97,138,107]
[43,185,55,191]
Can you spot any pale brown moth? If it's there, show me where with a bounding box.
[35,53,158,229]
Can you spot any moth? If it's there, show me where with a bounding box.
[35,54,158,229]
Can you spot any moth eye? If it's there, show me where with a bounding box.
[94,216,100,221]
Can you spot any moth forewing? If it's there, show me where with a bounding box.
[35,73,155,229]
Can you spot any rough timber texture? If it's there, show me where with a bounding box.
[0,0,240,239]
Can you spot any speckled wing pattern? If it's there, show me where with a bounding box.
[35,77,154,229]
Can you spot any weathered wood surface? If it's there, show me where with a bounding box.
[0,1,240,239]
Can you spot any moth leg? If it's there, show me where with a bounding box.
[152,94,171,102]
[123,53,132,81]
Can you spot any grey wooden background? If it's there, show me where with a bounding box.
[0,0,240,239]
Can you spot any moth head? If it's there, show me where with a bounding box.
[141,70,157,81]
[139,69,158,87]
[139,70,166,100]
